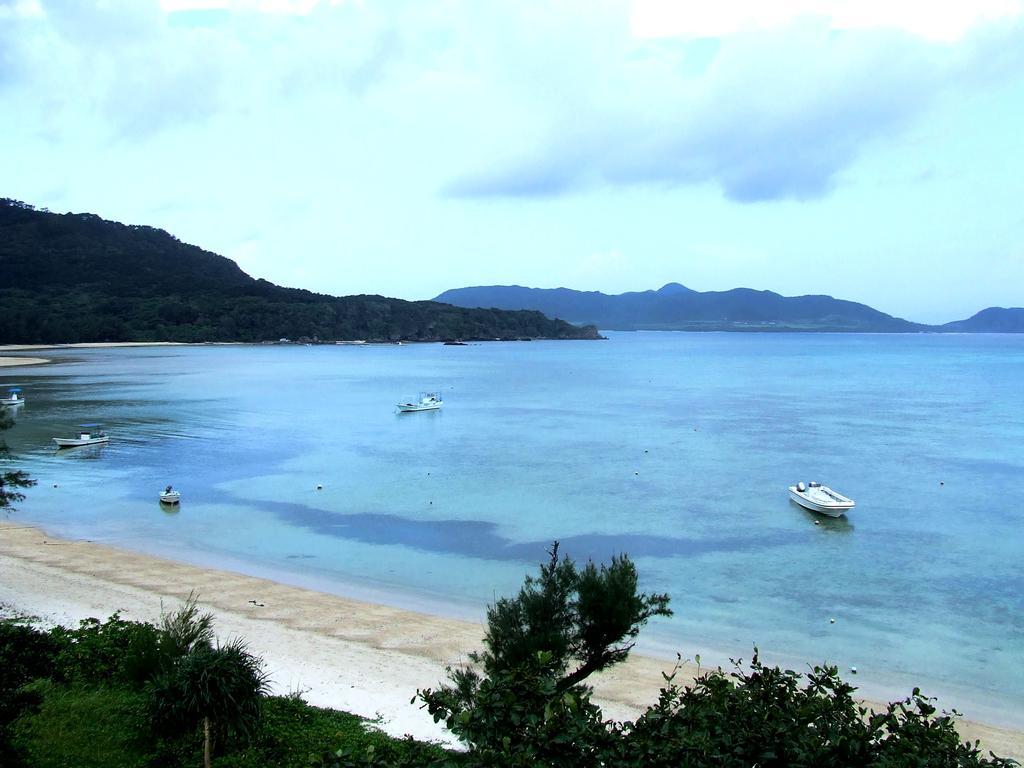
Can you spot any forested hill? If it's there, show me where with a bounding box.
[0,199,600,344]
[435,283,1024,333]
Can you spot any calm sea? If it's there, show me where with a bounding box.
[2,334,1023,725]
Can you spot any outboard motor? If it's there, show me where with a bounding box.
[797,482,806,492]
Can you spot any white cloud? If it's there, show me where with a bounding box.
[631,0,1023,42]
[5,0,1024,208]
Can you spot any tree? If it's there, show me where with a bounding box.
[0,410,34,509]
[419,542,671,764]
[149,637,269,768]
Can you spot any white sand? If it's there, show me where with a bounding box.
[0,522,1020,758]
[0,357,50,368]
[0,341,195,367]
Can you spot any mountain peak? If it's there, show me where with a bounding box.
[657,282,693,295]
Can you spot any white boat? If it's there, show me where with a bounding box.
[159,486,181,504]
[788,481,855,517]
[1,387,24,406]
[397,393,443,412]
[53,424,109,448]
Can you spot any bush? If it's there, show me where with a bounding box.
[49,614,164,688]
[617,652,1018,767]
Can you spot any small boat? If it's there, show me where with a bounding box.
[397,392,443,412]
[53,424,109,448]
[159,486,181,505]
[1,387,24,406]
[789,481,855,517]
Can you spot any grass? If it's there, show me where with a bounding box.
[11,681,151,768]
[11,682,458,768]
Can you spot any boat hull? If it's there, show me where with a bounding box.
[53,436,109,447]
[397,403,442,412]
[788,488,854,517]
[1,398,23,406]
[159,493,181,504]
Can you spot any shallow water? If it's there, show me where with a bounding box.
[2,333,1023,725]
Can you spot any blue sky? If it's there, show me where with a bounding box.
[2,0,1022,323]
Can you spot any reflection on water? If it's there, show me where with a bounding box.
[52,444,107,460]
[791,501,856,534]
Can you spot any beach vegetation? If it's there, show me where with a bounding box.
[148,637,271,768]
[10,680,151,768]
[0,619,63,766]
[2,558,1020,768]
[49,613,165,687]
[418,542,671,765]
[413,545,1016,768]
[0,409,35,510]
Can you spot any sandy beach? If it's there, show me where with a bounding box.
[0,356,50,368]
[0,522,1020,759]
[0,341,191,368]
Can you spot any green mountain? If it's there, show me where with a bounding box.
[434,284,1024,333]
[0,199,600,344]
[940,307,1024,333]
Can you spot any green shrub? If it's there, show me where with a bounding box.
[49,614,164,688]
[615,652,1018,768]
[224,695,458,768]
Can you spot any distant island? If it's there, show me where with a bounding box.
[435,283,1024,333]
[0,199,600,344]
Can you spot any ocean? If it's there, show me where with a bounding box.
[2,333,1022,725]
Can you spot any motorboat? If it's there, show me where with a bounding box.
[1,387,24,406]
[53,424,109,448]
[789,481,855,517]
[159,486,181,505]
[397,393,443,412]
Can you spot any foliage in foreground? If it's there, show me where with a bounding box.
[413,544,1016,768]
[2,548,1020,768]
[0,409,35,510]
[617,652,1017,768]
[419,542,671,761]
[0,607,448,768]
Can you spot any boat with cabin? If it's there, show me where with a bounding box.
[53,424,109,448]
[1,387,24,406]
[397,393,443,412]
[788,481,855,517]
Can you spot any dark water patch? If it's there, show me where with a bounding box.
[248,497,799,565]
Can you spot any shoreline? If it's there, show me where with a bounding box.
[0,341,190,368]
[1,522,1021,759]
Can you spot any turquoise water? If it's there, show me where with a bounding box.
[2,334,1023,725]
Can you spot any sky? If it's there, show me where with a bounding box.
[2,0,1023,323]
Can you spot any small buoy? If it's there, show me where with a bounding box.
[429,500,433,504]
[814,520,820,526]
[53,484,58,488]
[634,471,639,475]
[939,481,944,485]
[830,618,836,624]
[644,449,648,453]
[850,666,857,674]
[316,484,323,490]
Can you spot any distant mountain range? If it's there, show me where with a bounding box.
[434,283,1024,333]
[0,199,599,344]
